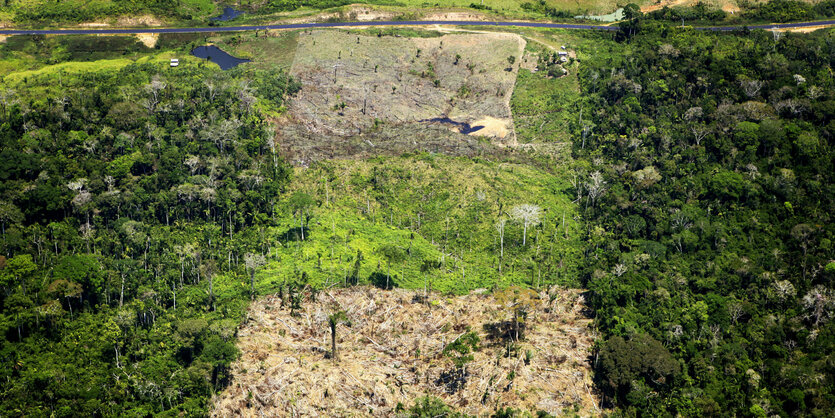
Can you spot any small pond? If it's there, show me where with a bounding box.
[423,117,484,134]
[191,45,251,70]
[211,7,245,21]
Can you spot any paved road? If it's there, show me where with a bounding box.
[1,19,833,35]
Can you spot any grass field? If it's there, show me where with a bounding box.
[216,30,300,71]
[0,32,221,78]
[0,53,201,85]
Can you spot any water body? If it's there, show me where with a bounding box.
[422,117,484,134]
[211,7,244,21]
[191,45,251,70]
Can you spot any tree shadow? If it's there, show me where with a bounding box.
[278,226,309,243]
[369,271,397,290]
[482,320,527,344]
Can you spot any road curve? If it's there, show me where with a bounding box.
[0,19,833,36]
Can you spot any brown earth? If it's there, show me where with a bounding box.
[135,33,159,48]
[116,15,163,27]
[211,286,600,417]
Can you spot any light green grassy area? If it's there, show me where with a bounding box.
[510,30,585,145]
[213,30,300,71]
[1,53,201,86]
[246,155,582,295]
[511,67,580,144]
[180,0,221,18]
[506,27,615,150]
[3,0,218,25]
[0,32,227,79]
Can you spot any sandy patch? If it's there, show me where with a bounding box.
[277,6,397,25]
[353,7,398,21]
[116,15,162,27]
[0,35,7,43]
[79,22,109,27]
[425,11,489,21]
[211,286,600,417]
[136,33,159,48]
[470,116,512,141]
[774,25,833,33]
[520,51,539,72]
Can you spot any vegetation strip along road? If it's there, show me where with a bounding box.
[2,19,835,35]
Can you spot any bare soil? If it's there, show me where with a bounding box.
[211,286,600,417]
[135,33,158,48]
[116,15,163,27]
[774,25,832,33]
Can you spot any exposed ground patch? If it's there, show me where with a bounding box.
[211,287,599,416]
[276,30,525,163]
[135,33,158,48]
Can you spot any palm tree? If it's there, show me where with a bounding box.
[328,311,350,362]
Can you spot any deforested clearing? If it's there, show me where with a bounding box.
[211,286,599,416]
[277,30,525,161]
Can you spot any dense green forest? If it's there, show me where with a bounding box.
[576,20,835,416]
[644,0,835,25]
[0,60,301,415]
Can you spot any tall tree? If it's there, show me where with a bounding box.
[327,310,350,362]
[244,253,266,299]
[510,204,542,247]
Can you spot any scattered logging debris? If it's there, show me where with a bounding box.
[211,286,600,416]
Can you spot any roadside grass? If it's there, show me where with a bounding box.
[3,0,218,25]
[0,53,201,86]
[346,27,446,38]
[242,155,582,296]
[0,34,154,76]
[376,0,621,15]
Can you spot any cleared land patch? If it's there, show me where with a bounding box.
[211,286,598,416]
[276,30,525,162]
